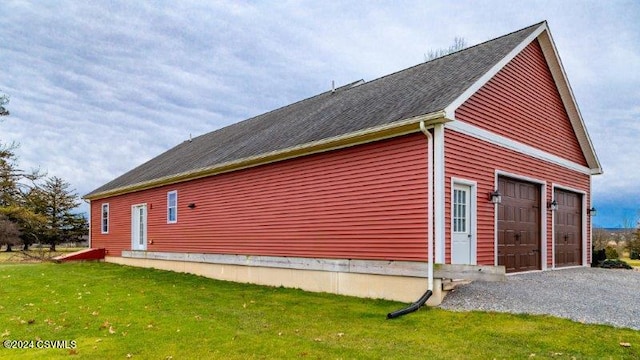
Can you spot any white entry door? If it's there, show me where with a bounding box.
[131,204,147,251]
[452,184,472,264]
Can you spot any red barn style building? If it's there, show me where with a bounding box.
[85,22,601,305]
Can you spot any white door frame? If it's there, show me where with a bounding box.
[131,203,148,251]
[450,178,477,265]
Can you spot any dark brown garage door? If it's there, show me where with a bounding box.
[554,189,582,267]
[497,177,541,273]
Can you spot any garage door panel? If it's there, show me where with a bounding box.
[554,189,582,267]
[497,177,541,273]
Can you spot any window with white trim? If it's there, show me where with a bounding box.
[167,190,177,223]
[101,203,109,234]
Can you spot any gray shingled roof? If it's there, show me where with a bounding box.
[86,22,542,197]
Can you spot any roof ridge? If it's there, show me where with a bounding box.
[423,21,546,64]
[86,22,548,198]
[344,21,547,90]
[202,21,547,138]
[302,21,546,103]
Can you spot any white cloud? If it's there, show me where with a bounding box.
[1,0,639,226]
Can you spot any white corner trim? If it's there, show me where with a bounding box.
[444,23,547,116]
[434,124,446,263]
[87,200,91,248]
[446,121,592,175]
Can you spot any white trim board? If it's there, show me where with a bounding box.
[446,121,593,175]
[434,124,446,263]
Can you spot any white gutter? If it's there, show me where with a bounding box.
[419,121,434,292]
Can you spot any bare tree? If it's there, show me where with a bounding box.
[592,228,609,251]
[425,37,467,62]
[0,92,9,117]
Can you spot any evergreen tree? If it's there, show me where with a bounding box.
[0,142,20,207]
[0,91,87,252]
[0,142,47,250]
[28,176,87,251]
[0,214,20,252]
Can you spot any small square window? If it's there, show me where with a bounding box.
[167,191,177,223]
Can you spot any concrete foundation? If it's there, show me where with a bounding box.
[106,251,504,306]
[107,253,446,305]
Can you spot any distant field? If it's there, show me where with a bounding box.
[0,262,638,359]
[622,257,640,268]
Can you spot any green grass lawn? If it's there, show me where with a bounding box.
[622,257,640,268]
[0,263,638,359]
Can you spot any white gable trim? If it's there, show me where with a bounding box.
[446,121,593,175]
[444,23,546,117]
[444,22,602,174]
[536,27,602,174]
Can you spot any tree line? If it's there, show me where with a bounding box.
[0,92,88,251]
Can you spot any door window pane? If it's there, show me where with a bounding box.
[453,189,467,233]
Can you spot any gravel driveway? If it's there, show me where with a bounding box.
[439,267,640,330]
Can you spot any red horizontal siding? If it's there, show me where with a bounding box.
[91,134,431,261]
[456,39,588,167]
[444,129,590,266]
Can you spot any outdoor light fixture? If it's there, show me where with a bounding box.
[489,190,502,204]
[588,207,597,216]
[548,199,558,211]
[187,203,196,209]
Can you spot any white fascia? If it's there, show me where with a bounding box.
[443,24,546,117]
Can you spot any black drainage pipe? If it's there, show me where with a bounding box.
[386,290,433,319]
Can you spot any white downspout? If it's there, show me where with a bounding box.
[420,121,434,292]
[385,120,438,319]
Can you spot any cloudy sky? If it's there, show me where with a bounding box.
[1,1,638,227]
